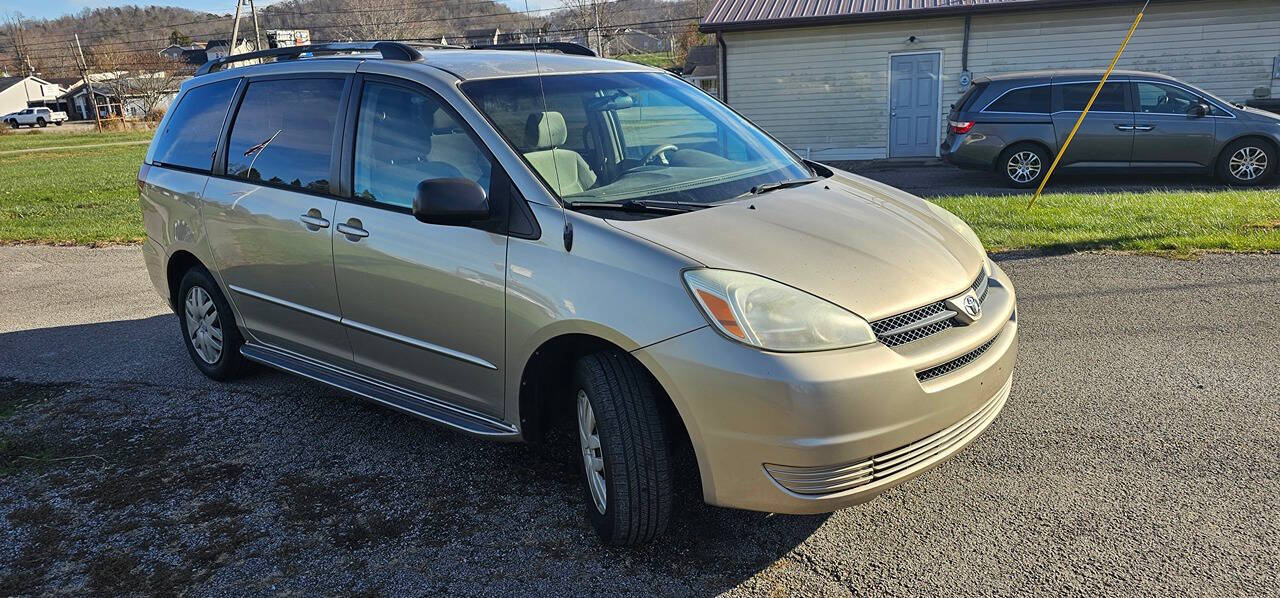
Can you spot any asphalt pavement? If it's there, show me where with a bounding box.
[1,245,1278,596]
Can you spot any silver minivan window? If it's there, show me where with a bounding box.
[462,72,813,206]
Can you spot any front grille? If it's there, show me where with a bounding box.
[916,333,999,382]
[764,381,1010,496]
[870,301,955,347]
[870,268,991,348]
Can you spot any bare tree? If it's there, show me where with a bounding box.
[91,51,191,120]
[558,0,614,56]
[2,12,36,75]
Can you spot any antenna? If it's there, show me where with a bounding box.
[523,0,573,252]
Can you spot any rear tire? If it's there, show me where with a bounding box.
[572,350,674,545]
[177,267,249,381]
[997,143,1049,189]
[54,121,63,126]
[36,117,46,128]
[1217,139,1275,186]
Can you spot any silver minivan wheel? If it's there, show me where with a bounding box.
[1006,151,1042,184]
[1229,146,1268,181]
[577,389,608,514]
[185,286,223,364]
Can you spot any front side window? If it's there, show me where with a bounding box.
[1059,82,1127,112]
[1136,82,1202,115]
[226,78,343,193]
[462,72,812,206]
[150,79,238,172]
[985,86,1050,113]
[353,81,493,208]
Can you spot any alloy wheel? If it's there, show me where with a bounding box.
[577,389,607,514]
[1007,151,1043,184]
[184,286,223,364]
[1229,146,1268,181]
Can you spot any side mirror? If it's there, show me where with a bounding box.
[412,178,489,225]
[1192,102,1210,117]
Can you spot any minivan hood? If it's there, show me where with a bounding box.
[607,174,985,321]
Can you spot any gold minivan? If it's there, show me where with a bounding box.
[140,42,1017,545]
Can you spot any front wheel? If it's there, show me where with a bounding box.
[6,119,15,129]
[997,143,1049,189]
[573,351,674,545]
[1217,139,1275,186]
[177,267,249,381]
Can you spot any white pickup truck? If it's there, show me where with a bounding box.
[4,107,68,128]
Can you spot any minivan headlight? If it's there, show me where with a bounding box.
[683,269,876,352]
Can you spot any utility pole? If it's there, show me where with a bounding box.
[593,1,603,57]
[249,0,263,51]
[229,0,244,56]
[73,34,102,132]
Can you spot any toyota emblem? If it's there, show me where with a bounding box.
[963,295,982,318]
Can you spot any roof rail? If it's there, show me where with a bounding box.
[468,42,596,57]
[196,41,423,76]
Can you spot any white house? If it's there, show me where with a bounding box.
[0,75,68,116]
[700,0,1280,160]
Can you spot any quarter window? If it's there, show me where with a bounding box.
[984,86,1050,113]
[150,79,238,173]
[353,81,492,208]
[1136,82,1202,115]
[1058,82,1127,112]
[226,78,344,193]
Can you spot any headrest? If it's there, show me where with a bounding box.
[433,108,456,132]
[524,111,567,150]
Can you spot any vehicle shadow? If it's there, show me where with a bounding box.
[831,159,1280,198]
[0,316,827,595]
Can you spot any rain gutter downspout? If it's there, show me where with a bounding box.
[717,32,728,103]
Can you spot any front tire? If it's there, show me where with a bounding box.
[5,119,15,129]
[1217,139,1275,186]
[573,351,674,545]
[177,267,249,381]
[997,143,1049,189]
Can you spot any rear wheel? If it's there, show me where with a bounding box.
[54,121,63,126]
[1217,139,1275,186]
[997,143,1049,189]
[573,350,674,545]
[36,117,46,128]
[177,267,249,381]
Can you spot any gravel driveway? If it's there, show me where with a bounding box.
[1,246,1278,596]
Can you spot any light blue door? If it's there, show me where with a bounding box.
[889,53,941,158]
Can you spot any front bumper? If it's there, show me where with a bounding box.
[633,262,1018,514]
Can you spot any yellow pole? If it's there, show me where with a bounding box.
[1029,0,1149,209]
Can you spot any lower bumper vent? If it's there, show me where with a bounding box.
[916,334,999,382]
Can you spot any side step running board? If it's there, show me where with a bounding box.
[240,343,519,439]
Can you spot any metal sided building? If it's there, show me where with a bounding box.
[699,0,1280,161]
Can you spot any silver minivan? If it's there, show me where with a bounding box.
[140,42,1018,545]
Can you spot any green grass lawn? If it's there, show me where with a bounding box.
[934,190,1280,255]
[0,129,153,152]
[2,130,1278,253]
[0,135,150,245]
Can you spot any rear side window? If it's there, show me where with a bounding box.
[1058,82,1127,112]
[985,85,1050,113]
[150,79,238,172]
[953,81,988,114]
[226,78,344,193]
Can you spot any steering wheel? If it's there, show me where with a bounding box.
[642,144,679,166]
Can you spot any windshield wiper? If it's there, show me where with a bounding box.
[565,199,709,214]
[744,177,823,196]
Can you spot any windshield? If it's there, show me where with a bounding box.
[461,72,814,206]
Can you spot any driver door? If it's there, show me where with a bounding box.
[331,77,508,417]
[1129,81,1217,168]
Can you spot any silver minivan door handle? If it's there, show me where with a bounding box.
[300,209,330,230]
[1133,125,1155,132]
[337,220,369,240]
[1114,124,1135,131]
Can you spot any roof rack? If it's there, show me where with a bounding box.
[468,42,595,57]
[196,41,423,75]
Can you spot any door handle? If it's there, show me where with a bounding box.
[1114,124,1135,131]
[299,209,330,230]
[337,220,369,240]
[1133,125,1156,132]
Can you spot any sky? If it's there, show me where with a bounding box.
[5,0,564,22]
